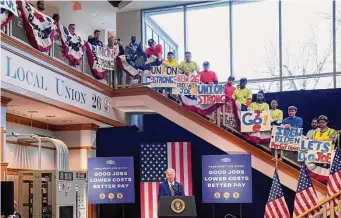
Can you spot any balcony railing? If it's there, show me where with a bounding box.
[1,16,112,87]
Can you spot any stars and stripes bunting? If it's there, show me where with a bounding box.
[327,149,341,217]
[264,169,290,218]
[293,164,319,217]
[140,142,192,218]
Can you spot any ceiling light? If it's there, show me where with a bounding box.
[92,13,98,16]
[63,120,72,123]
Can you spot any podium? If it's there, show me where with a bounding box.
[158,196,197,218]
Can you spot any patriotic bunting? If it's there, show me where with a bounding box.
[84,42,105,79]
[17,0,55,52]
[1,8,13,27]
[55,22,85,66]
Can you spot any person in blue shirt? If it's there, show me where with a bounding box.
[88,30,103,47]
[282,106,303,128]
[158,168,185,197]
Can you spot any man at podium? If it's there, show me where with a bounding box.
[158,168,185,197]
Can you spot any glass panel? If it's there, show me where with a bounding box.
[337,1,341,72]
[145,6,185,61]
[153,32,159,43]
[233,0,279,79]
[146,25,153,44]
[337,75,341,88]
[247,81,280,94]
[282,1,333,76]
[187,2,230,81]
[282,76,334,91]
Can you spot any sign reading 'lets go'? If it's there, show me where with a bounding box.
[240,111,271,133]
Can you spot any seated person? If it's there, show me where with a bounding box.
[312,115,337,149]
[224,76,236,102]
[270,99,283,125]
[199,61,218,85]
[282,106,303,128]
[88,30,103,47]
[232,77,252,110]
[163,51,179,67]
[249,90,269,112]
[145,38,163,59]
[178,51,199,75]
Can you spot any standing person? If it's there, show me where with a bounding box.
[232,77,252,111]
[158,168,185,197]
[224,76,236,102]
[178,51,199,75]
[68,24,76,35]
[145,38,163,59]
[163,51,178,67]
[270,99,283,125]
[198,61,218,85]
[249,90,269,111]
[88,30,103,47]
[125,35,139,54]
[282,106,303,128]
[313,115,337,149]
[306,118,319,139]
[36,1,45,12]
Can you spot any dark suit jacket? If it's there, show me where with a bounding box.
[158,181,185,197]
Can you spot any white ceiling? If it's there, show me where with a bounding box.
[2,92,109,127]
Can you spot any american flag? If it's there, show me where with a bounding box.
[140,142,192,218]
[264,169,290,218]
[327,149,341,217]
[293,164,319,217]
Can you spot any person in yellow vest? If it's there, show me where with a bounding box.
[249,90,269,112]
[313,115,337,150]
[232,77,252,111]
[270,99,283,126]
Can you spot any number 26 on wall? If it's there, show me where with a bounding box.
[92,94,102,110]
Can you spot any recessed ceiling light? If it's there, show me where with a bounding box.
[63,120,72,123]
[28,111,38,113]
[92,13,98,16]
[46,116,56,118]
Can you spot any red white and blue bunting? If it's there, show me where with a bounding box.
[84,42,105,79]
[1,8,13,27]
[17,0,55,52]
[55,22,85,66]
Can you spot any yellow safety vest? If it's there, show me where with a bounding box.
[313,128,337,150]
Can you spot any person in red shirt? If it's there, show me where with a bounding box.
[145,39,163,59]
[199,61,218,85]
[224,76,236,102]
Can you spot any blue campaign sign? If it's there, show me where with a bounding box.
[202,154,252,203]
[88,157,135,204]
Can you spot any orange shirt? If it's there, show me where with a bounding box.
[199,71,218,84]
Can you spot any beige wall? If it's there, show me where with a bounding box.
[116,10,141,46]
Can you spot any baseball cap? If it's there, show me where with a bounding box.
[203,61,210,66]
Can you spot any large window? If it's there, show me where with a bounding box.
[144,7,185,61]
[233,0,279,80]
[187,2,230,81]
[282,1,333,77]
[337,1,341,72]
[143,0,339,92]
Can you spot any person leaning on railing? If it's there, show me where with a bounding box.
[178,51,199,76]
[232,77,252,111]
[249,90,269,112]
[270,99,283,126]
[313,115,338,150]
[224,76,236,103]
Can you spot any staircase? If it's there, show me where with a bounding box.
[111,87,327,197]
